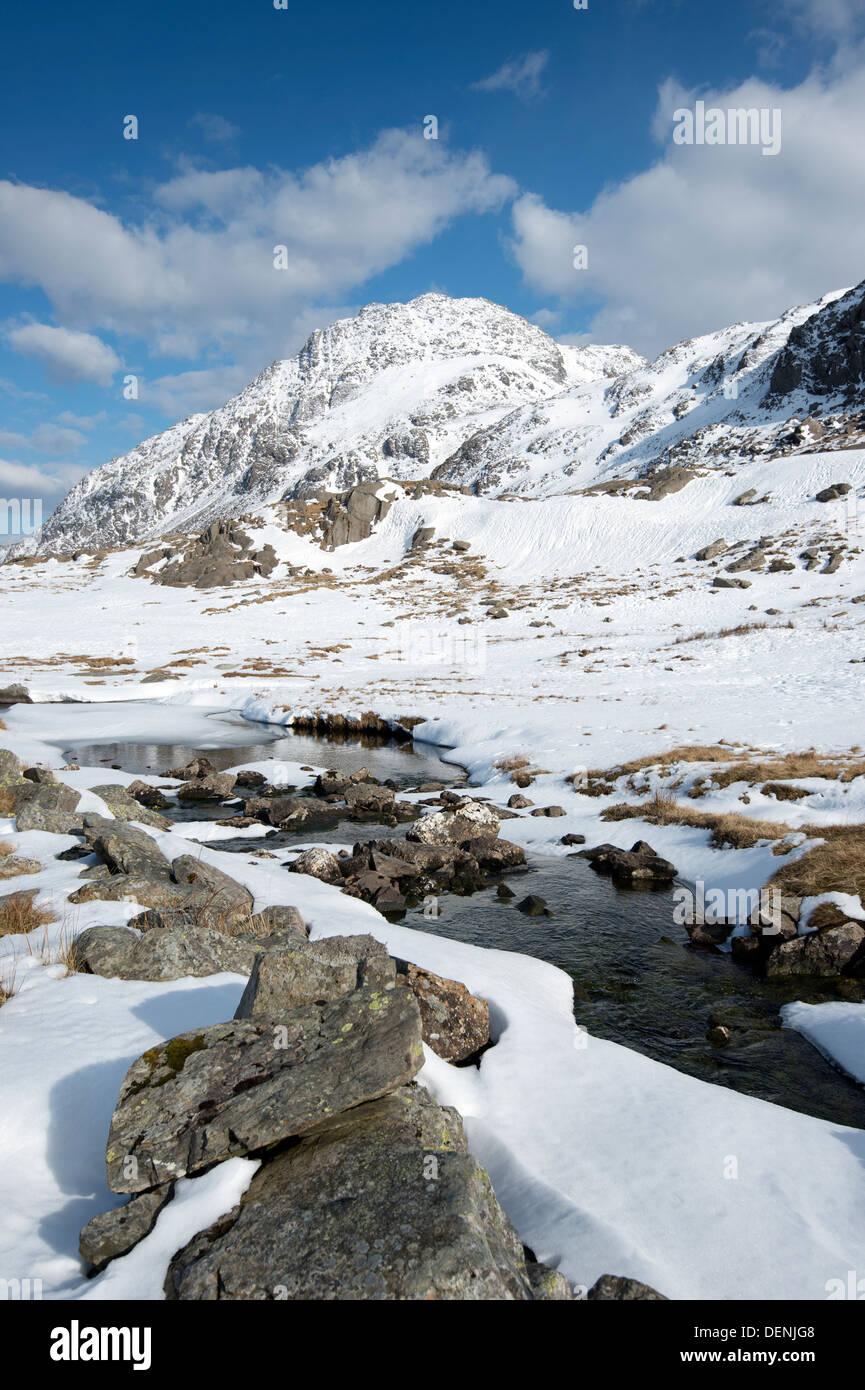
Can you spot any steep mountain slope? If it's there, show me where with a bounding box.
[27,295,637,554]
[15,280,865,557]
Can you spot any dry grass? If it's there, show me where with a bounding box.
[0,891,54,937]
[689,752,865,794]
[0,718,6,730]
[673,621,793,646]
[0,840,14,857]
[601,796,797,849]
[770,825,865,902]
[0,788,16,816]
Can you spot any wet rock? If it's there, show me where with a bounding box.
[80,1185,174,1274]
[165,1085,564,1301]
[106,985,424,1193]
[235,934,395,1016]
[517,895,550,917]
[460,836,526,872]
[288,847,343,884]
[89,784,171,830]
[766,921,865,978]
[587,1274,668,1301]
[584,839,677,883]
[396,962,489,1063]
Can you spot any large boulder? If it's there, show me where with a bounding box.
[169,854,254,923]
[106,985,424,1193]
[397,962,490,1063]
[584,839,677,883]
[176,773,237,802]
[234,935,395,1016]
[165,1085,569,1301]
[288,847,342,884]
[13,781,82,833]
[82,817,173,879]
[0,748,24,788]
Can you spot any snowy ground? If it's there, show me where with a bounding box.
[1,456,864,1300]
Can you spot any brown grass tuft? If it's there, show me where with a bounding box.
[0,891,54,936]
[771,825,865,903]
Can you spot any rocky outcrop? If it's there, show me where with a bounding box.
[165,1085,565,1301]
[137,521,279,589]
[80,1186,174,1274]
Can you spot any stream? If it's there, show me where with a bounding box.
[54,714,865,1131]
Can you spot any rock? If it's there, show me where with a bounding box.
[409,801,501,846]
[165,1085,565,1301]
[234,935,395,1016]
[726,547,766,573]
[561,833,586,845]
[267,794,340,828]
[530,805,566,817]
[708,1025,732,1047]
[169,854,254,923]
[163,757,216,780]
[525,1261,573,1300]
[106,986,424,1193]
[22,767,56,784]
[695,538,727,561]
[507,794,533,809]
[233,770,267,788]
[712,575,752,589]
[732,489,758,506]
[460,836,526,872]
[71,923,262,981]
[396,962,489,1063]
[82,816,173,879]
[12,780,82,833]
[452,540,471,552]
[176,773,237,802]
[487,606,509,619]
[585,840,677,883]
[0,683,31,704]
[587,1274,668,1301]
[517,894,549,917]
[288,847,343,884]
[0,748,24,787]
[126,780,170,810]
[766,921,865,978]
[80,1185,174,1273]
[731,934,763,966]
[816,482,852,502]
[89,784,171,830]
[0,855,41,880]
[343,783,396,815]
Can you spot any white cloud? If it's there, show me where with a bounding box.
[0,129,515,379]
[471,51,549,102]
[0,423,85,454]
[509,61,865,354]
[5,323,121,385]
[0,457,86,494]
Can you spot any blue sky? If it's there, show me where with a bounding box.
[1,0,864,521]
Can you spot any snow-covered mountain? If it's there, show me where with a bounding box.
[18,281,865,555]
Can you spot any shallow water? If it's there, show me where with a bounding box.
[41,715,865,1128]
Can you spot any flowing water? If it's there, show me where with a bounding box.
[52,716,865,1130]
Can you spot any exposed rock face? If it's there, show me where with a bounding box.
[766,286,865,401]
[106,985,424,1192]
[139,521,279,589]
[79,1186,174,1273]
[234,935,395,1016]
[396,962,490,1063]
[165,1085,568,1301]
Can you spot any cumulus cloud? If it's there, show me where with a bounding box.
[5,323,121,385]
[0,423,85,455]
[509,61,865,354]
[0,457,86,494]
[0,129,515,379]
[471,51,549,102]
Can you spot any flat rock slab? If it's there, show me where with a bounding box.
[14,781,82,833]
[71,924,261,981]
[235,934,395,1017]
[82,817,174,879]
[165,1085,567,1301]
[106,984,423,1192]
[89,784,171,830]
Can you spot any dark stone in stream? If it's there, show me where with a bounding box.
[517,895,550,917]
[561,833,586,846]
[582,839,677,883]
